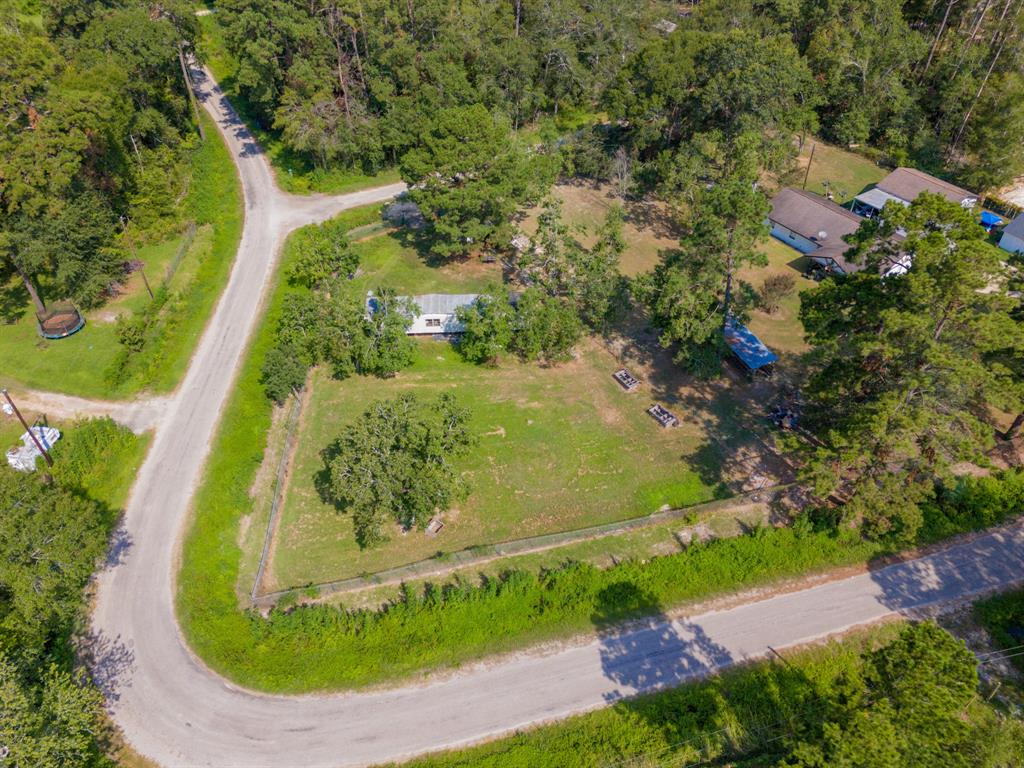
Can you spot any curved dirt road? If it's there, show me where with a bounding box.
[93,70,1024,768]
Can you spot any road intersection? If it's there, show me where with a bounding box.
[89,67,1024,768]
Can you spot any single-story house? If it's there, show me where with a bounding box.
[396,293,481,335]
[852,167,977,218]
[999,214,1024,256]
[768,187,865,274]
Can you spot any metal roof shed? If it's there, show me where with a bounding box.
[724,318,778,376]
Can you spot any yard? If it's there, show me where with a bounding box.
[789,139,887,204]
[0,113,242,399]
[519,182,679,276]
[737,236,820,359]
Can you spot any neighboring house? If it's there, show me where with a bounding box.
[999,214,1024,255]
[768,187,865,274]
[852,167,978,218]
[389,293,481,335]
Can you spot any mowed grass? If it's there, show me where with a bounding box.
[271,341,725,588]
[0,111,241,398]
[196,13,402,196]
[737,236,819,357]
[791,139,887,204]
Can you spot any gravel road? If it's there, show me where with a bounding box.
[90,67,1024,768]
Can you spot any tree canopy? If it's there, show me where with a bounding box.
[799,193,1024,497]
[322,393,475,547]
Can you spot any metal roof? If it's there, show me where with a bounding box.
[403,294,480,315]
[853,187,908,212]
[876,167,976,205]
[724,317,778,371]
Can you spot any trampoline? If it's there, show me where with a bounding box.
[37,302,85,340]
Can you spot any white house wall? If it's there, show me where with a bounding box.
[407,313,466,335]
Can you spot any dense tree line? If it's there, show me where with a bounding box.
[0,419,139,766]
[1,0,201,313]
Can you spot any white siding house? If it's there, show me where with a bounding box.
[999,214,1024,256]
[370,293,481,335]
[768,188,865,273]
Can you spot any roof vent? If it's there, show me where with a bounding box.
[817,230,828,241]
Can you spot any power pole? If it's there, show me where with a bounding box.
[178,41,206,141]
[2,389,53,467]
[802,142,816,190]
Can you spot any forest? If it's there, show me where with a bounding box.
[217,0,1024,192]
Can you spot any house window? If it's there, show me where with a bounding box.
[425,318,442,328]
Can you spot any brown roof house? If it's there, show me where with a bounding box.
[768,187,866,274]
[852,167,978,218]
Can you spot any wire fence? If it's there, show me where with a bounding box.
[251,484,791,607]
[249,389,305,601]
[163,221,198,287]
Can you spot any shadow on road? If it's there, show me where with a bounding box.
[78,631,135,703]
[868,525,1024,617]
[593,582,733,704]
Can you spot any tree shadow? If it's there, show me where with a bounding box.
[77,631,135,703]
[592,582,826,764]
[0,279,29,324]
[593,582,733,704]
[869,523,1024,618]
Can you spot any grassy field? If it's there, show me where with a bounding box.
[270,341,726,589]
[351,230,503,294]
[520,182,678,277]
[196,13,402,196]
[789,139,887,204]
[737,236,819,358]
[0,112,241,399]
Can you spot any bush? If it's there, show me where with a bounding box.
[260,343,308,403]
[758,273,796,314]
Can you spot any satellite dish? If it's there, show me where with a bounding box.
[817,230,828,241]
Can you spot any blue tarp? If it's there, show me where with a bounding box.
[981,211,1003,229]
[724,317,778,371]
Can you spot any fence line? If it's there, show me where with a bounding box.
[251,484,791,607]
[163,221,198,287]
[249,389,306,601]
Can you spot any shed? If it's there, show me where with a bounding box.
[1000,214,1024,256]
[724,318,778,377]
[768,188,865,273]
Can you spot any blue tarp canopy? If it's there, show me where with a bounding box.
[981,211,1003,229]
[724,317,778,371]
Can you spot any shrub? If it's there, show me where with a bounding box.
[758,273,796,314]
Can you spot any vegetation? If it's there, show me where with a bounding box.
[976,588,1024,675]
[401,104,552,258]
[271,342,723,587]
[0,418,148,767]
[180,219,1024,690]
[322,392,474,547]
[798,194,1024,499]
[396,622,1024,768]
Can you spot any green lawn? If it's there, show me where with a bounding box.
[0,112,241,398]
[792,139,887,204]
[270,341,725,589]
[737,236,819,358]
[196,14,402,196]
[351,231,503,294]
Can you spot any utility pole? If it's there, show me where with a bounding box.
[178,41,206,141]
[2,389,53,467]
[121,217,154,299]
[802,142,816,190]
